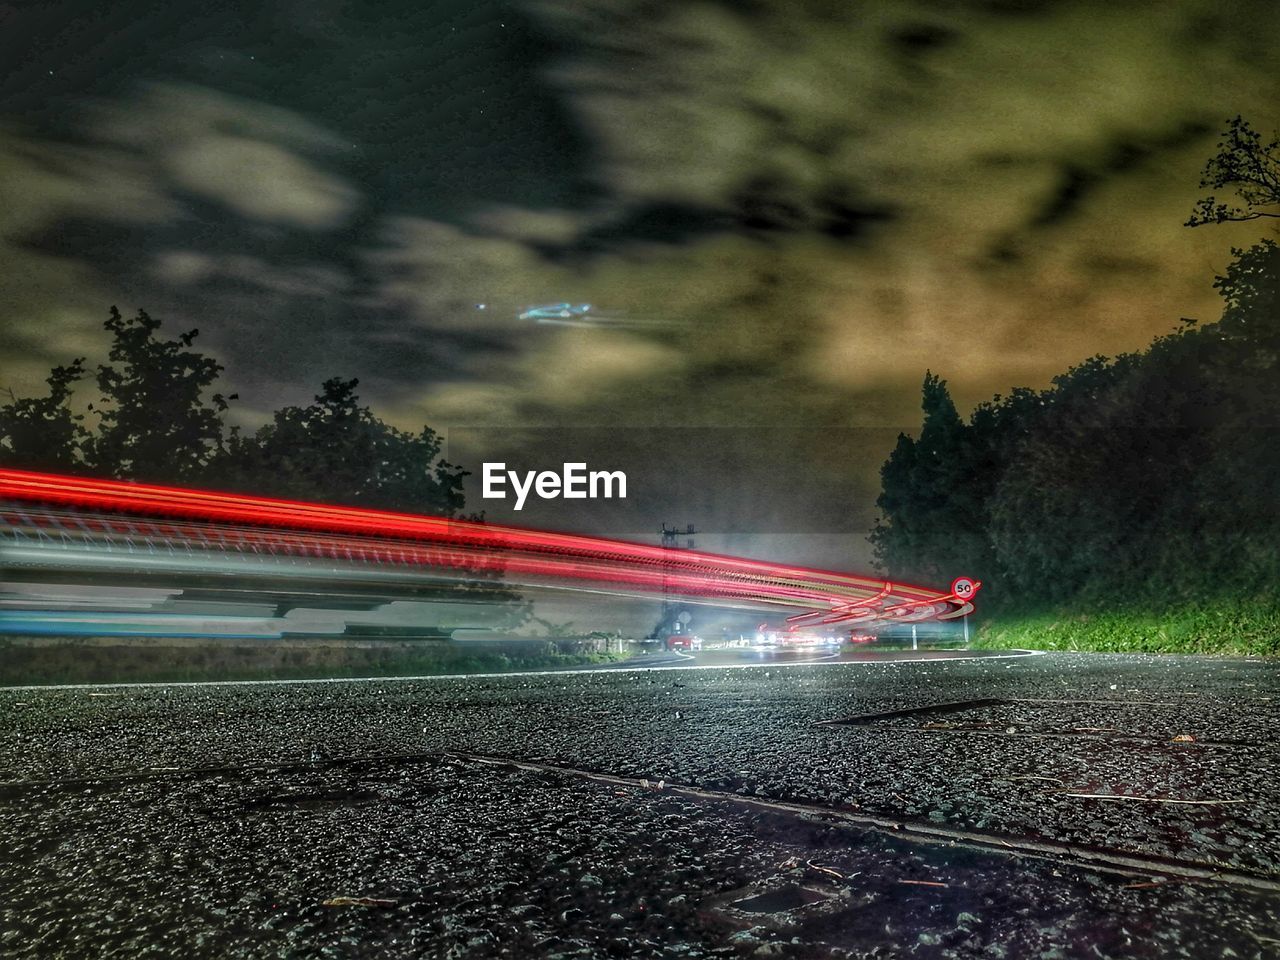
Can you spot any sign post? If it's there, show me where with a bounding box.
[950,577,980,648]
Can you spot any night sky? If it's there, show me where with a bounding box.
[2,0,1277,570]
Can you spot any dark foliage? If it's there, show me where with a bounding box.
[1186,116,1280,227]
[869,372,990,585]
[0,359,89,471]
[87,307,232,481]
[1,308,467,519]
[213,376,466,518]
[874,245,1280,607]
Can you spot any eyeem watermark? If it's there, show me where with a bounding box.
[482,462,627,511]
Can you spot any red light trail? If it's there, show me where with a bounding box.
[0,469,977,626]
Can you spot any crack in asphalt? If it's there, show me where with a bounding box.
[444,751,1280,895]
[8,745,1276,894]
[818,696,1259,748]
[822,698,1009,724]
[824,725,1254,749]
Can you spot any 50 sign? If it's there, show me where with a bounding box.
[951,577,981,601]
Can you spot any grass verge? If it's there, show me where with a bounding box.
[0,638,629,686]
[974,597,1280,656]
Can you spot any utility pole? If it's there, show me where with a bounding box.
[660,523,696,550]
[658,524,696,642]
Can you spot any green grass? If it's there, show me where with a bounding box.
[974,596,1280,655]
[0,639,628,686]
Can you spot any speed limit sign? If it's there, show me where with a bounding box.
[951,577,979,600]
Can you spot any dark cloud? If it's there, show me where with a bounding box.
[1030,120,1213,229]
[1,2,595,222]
[733,176,818,235]
[527,183,894,261]
[890,23,960,56]
[530,202,733,260]
[976,0,1058,16]
[2,0,1279,573]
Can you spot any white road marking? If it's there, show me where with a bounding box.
[0,649,1044,692]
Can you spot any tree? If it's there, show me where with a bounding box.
[1212,239,1280,350]
[1187,116,1280,350]
[872,115,1280,614]
[1186,116,1280,227]
[870,372,987,584]
[88,307,234,482]
[869,432,920,578]
[0,359,89,471]
[1180,115,1280,590]
[986,353,1166,601]
[217,377,465,516]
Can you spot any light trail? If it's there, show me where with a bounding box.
[0,469,977,627]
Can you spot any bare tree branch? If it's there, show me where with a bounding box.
[1187,116,1280,228]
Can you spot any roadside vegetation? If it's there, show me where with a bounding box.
[0,638,625,687]
[975,598,1280,656]
[873,117,1280,654]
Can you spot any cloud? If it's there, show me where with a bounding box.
[0,122,180,395]
[0,83,370,409]
[164,136,357,229]
[517,0,1280,414]
[531,0,1279,236]
[152,251,351,301]
[3,1,1279,568]
[92,84,360,229]
[417,328,683,427]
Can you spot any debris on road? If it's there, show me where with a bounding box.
[321,896,398,908]
[805,860,844,880]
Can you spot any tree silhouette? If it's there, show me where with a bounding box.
[871,372,988,584]
[217,377,465,516]
[89,307,234,481]
[1213,239,1280,350]
[1186,116,1280,227]
[0,358,89,471]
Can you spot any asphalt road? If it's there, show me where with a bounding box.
[1,650,1278,958]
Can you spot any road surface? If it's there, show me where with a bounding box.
[1,651,1277,958]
